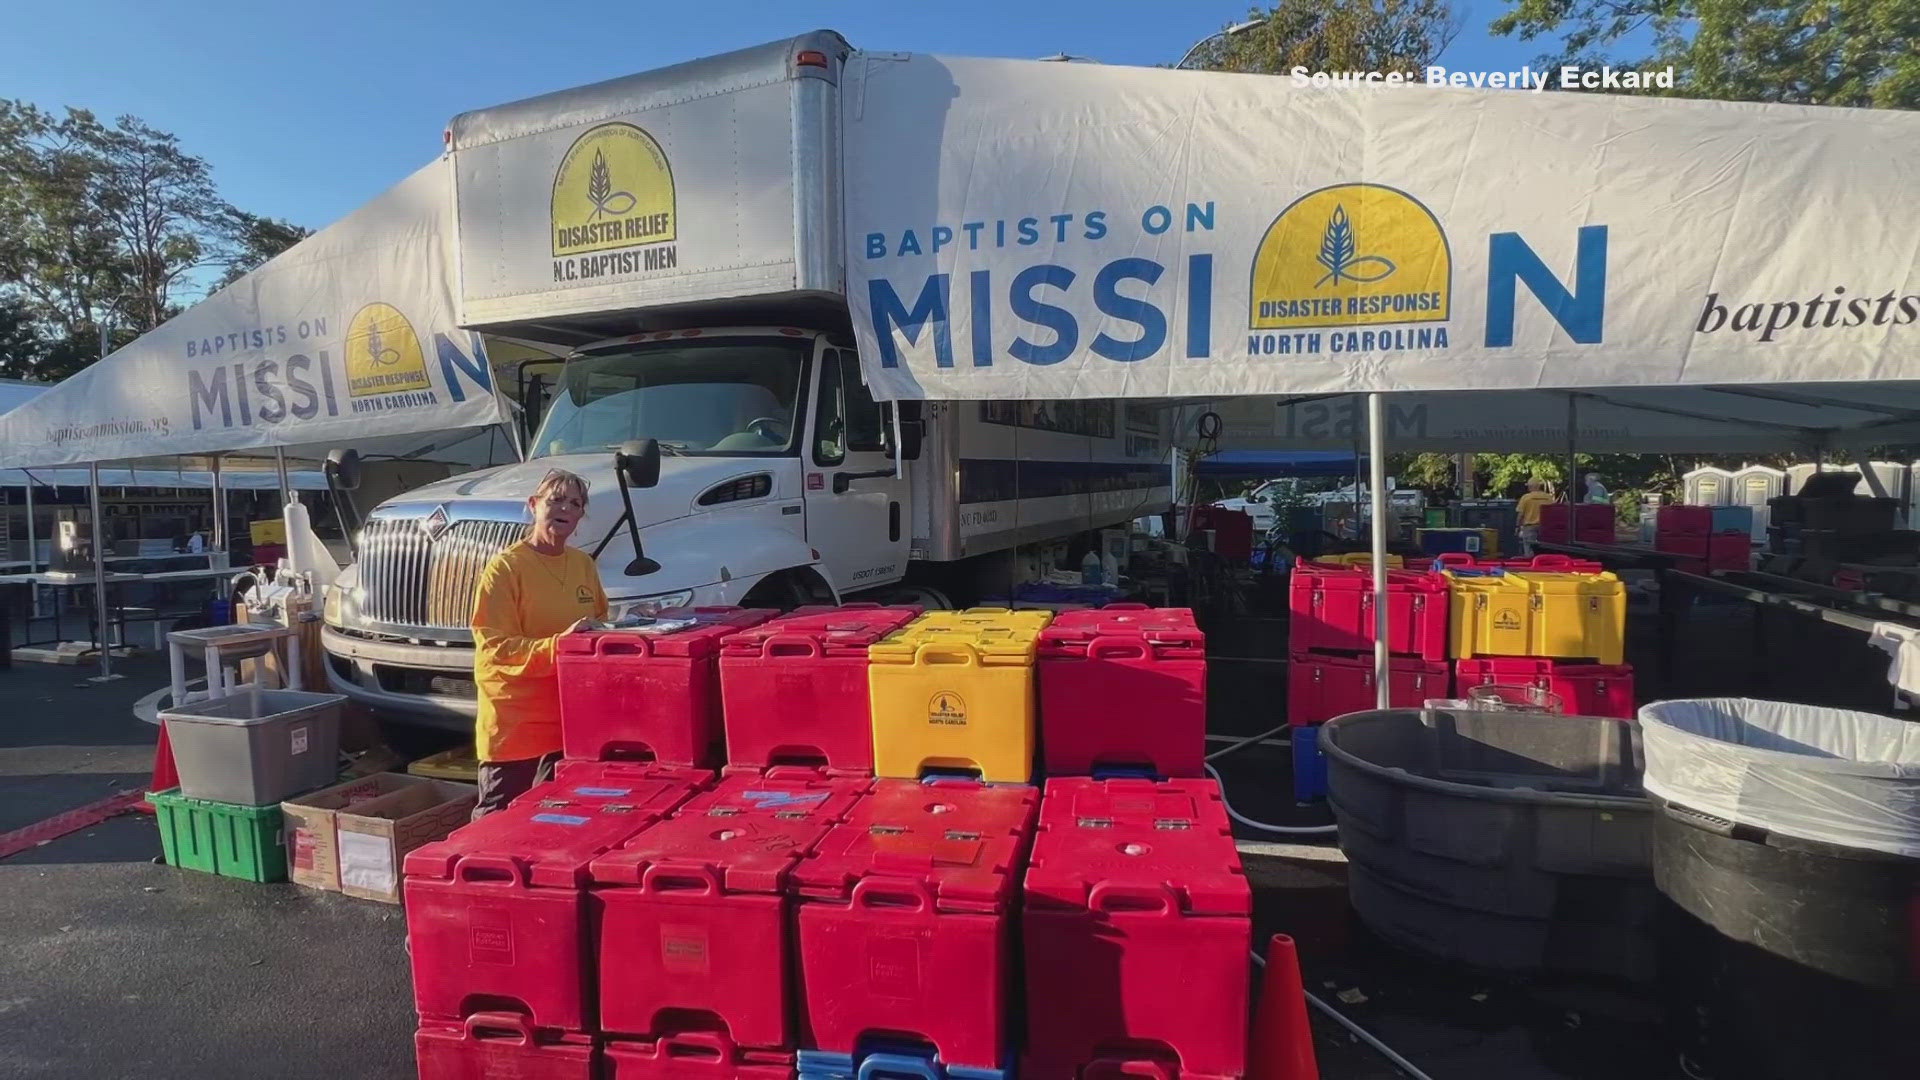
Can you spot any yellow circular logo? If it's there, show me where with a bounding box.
[1249,183,1451,330]
[928,692,968,727]
[551,123,676,257]
[344,302,428,398]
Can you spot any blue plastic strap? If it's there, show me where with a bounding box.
[1090,764,1161,781]
[858,1052,941,1080]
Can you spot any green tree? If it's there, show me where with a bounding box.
[1493,0,1919,109]
[215,209,311,289]
[1187,0,1463,74]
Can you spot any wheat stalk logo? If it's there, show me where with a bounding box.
[1315,205,1397,288]
[364,319,400,367]
[586,149,638,221]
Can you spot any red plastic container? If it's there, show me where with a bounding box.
[551,759,715,790]
[719,604,923,774]
[1022,777,1249,1079]
[1657,505,1712,537]
[1708,532,1751,573]
[588,768,867,1047]
[1287,652,1450,727]
[403,774,703,1033]
[1656,533,1710,558]
[416,1016,596,1080]
[1453,658,1635,719]
[1574,503,1616,544]
[793,778,1039,1070]
[1289,560,1450,661]
[605,1034,793,1079]
[1037,606,1206,777]
[558,606,778,768]
[1188,506,1254,560]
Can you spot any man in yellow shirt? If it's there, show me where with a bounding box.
[1515,478,1554,554]
[470,469,608,817]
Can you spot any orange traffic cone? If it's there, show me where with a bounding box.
[134,721,179,814]
[1248,934,1320,1080]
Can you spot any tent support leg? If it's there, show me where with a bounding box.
[87,462,120,684]
[1566,394,1578,500]
[1351,395,1363,541]
[1369,394,1390,708]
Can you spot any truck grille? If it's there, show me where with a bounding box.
[359,517,528,630]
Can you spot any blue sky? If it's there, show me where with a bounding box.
[2,0,1556,231]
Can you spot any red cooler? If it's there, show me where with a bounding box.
[558,606,778,767]
[1454,658,1635,719]
[416,1015,597,1080]
[1574,503,1616,544]
[1289,560,1449,660]
[793,778,1038,1071]
[1038,605,1206,777]
[403,774,703,1033]
[605,1033,793,1079]
[1657,505,1712,537]
[1022,778,1249,1080]
[1287,652,1450,726]
[719,604,923,774]
[588,768,867,1049]
[1708,532,1751,572]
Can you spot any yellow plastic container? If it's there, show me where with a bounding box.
[1314,553,1405,568]
[407,746,480,782]
[1446,570,1625,664]
[867,608,1052,782]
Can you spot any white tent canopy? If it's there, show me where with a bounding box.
[0,468,329,491]
[0,159,509,470]
[842,54,1919,407]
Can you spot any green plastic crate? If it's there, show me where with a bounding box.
[146,788,288,883]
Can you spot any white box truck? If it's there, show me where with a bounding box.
[320,32,1171,726]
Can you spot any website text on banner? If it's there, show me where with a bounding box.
[0,160,504,470]
[842,54,1920,403]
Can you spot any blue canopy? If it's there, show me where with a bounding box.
[1191,450,1360,479]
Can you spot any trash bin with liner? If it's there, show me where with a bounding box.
[1638,698,1920,1080]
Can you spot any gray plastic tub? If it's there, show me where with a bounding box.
[1321,707,1657,981]
[162,688,344,806]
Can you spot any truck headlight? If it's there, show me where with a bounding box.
[324,581,365,627]
[611,590,696,619]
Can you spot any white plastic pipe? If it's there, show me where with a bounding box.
[1205,764,1338,835]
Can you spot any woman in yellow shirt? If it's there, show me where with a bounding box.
[469,469,608,817]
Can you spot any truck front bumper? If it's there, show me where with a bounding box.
[321,624,476,731]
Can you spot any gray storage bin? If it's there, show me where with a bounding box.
[1321,707,1657,980]
[162,688,345,806]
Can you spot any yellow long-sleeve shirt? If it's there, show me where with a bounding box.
[1516,491,1554,527]
[471,540,608,762]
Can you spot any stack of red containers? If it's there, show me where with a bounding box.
[1538,502,1616,545]
[792,778,1040,1076]
[556,606,778,767]
[1022,777,1250,1080]
[1654,504,1749,573]
[1288,559,1450,797]
[1036,604,1206,777]
[408,763,711,1079]
[717,604,923,774]
[589,767,869,1077]
[1187,505,1255,560]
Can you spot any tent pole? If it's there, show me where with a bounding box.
[1368,394,1390,708]
[1351,395,1363,540]
[275,447,292,508]
[210,454,226,566]
[1565,395,1578,500]
[87,462,120,683]
[23,473,35,574]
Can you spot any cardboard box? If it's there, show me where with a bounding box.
[282,773,432,892]
[336,779,476,904]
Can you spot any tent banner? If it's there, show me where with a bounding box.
[843,54,1920,402]
[0,160,505,468]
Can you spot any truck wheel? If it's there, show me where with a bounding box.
[741,569,834,611]
[873,584,953,610]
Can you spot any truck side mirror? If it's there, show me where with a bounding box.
[615,439,661,489]
[896,402,924,462]
[324,448,362,491]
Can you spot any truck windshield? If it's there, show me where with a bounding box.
[529,339,807,458]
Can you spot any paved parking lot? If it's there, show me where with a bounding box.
[1,650,1677,1079]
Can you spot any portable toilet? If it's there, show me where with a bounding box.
[1864,461,1910,508]
[1785,462,1833,497]
[1731,465,1786,540]
[1683,466,1732,506]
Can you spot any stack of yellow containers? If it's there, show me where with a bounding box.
[1445,568,1626,665]
[867,608,1053,782]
